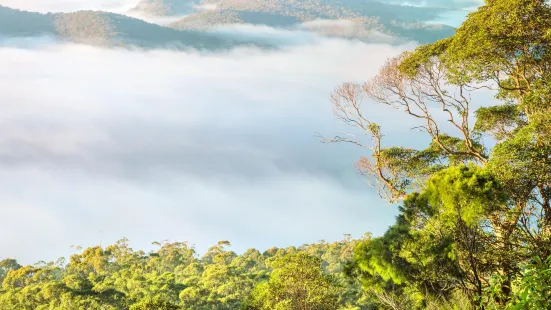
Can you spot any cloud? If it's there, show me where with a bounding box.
[193,3,217,11]
[0,30,424,264]
[208,24,322,46]
[298,19,398,44]
[394,0,482,9]
[0,35,58,48]
[123,11,189,26]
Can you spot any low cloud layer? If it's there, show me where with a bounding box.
[0,27,426,264]
[193,3,217,11]
[397,0,482,9]
[298,20,398,44]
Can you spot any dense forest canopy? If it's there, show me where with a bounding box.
[2,0,551,309]
[0,237,373,309]
[321,0,551,308]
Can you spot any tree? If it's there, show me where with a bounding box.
[0,238,368,309]
[323,0,551,307]
[246,252,342,310]
[0,259,21,284]
[130,297,180,310]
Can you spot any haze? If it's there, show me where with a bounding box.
[0,0,474,264]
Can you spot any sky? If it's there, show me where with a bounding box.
[0,0,134,12]
[0,0,481,264]
[399,0,482,8]
[0,0,484,11]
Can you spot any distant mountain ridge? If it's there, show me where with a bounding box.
[0,5,246,49]
[0,0,461,49]
[133,0,457,43]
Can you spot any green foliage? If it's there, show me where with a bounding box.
[129,297,180,310]
[0,238,371,310]
[351,184,482,309]
[481,256,551,309]
[442,0,551,88]
[424,165,505,226]
[398,39,451,78]
[332,0,551,308]
[246,253,342,310]
[474,104,523,141]
[0,259,21,285]
[510,256,551,309]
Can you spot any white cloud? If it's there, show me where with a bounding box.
[193,3,217,11]
[0,32,423,264]
[122,11,190,26]
[394,0,482,9]
[208,24,322,46]
[298,19,398,43]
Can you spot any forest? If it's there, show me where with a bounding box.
[2,0,551,308]
[164,0,455,43]
[0,238,371,309]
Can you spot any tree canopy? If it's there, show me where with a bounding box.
[0,238,372,310]
[323,0,551,308]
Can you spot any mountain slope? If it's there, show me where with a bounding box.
[53,10,236,48]
[134,0,457,43]
[0,0,459,49]
[0,6,55,37]
[0,5,242,50]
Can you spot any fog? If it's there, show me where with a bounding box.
[0,0,484,264]
[0,28,431,263]
[398,0,482,9]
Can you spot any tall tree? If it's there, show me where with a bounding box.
[245,252,342,310]
[323,0,551,307]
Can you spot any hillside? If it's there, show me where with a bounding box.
[0,5,243,50]
[0,0,456,48]
[0,5,55,37]
[134,0,456,43]
[53,10,237,49]
[0,238,371,309]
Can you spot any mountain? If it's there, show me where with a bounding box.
[133,0,457,43]
[0,5,246,50]
[0,5,55,37]
[0,0,459,49]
